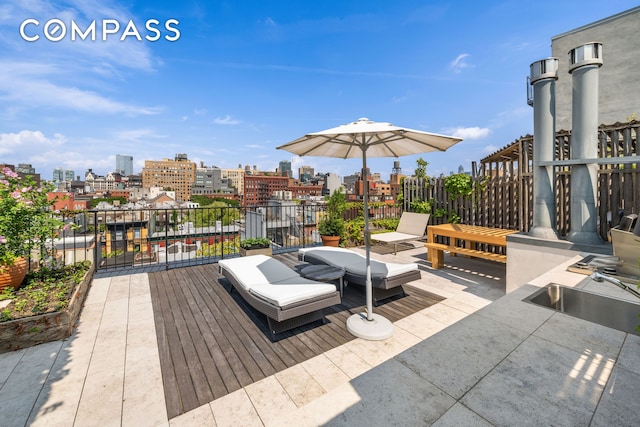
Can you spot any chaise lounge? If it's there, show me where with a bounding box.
[298,246,421,305]
[218,255,341,340]
[370,212,430,254]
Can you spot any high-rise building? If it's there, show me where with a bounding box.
[278,160,292,177]
[141,154,197,202]
[53,167,63,182]
[53,167,74,182]
[323,173,342,196]
[116,154,134,176]
[16,163,35,175]
[298,165,314,182]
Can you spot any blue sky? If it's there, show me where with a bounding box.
[1,1,637,182]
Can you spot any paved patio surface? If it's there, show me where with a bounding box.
[1,246,638,426]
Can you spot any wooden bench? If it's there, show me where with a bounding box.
[425,242,507,269]
[425,224,517,269]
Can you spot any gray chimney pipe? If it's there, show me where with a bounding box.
[529,58,559,239]
[567,42,603,245]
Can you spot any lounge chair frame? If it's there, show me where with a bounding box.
[370,212,430,254]
[299,249,421,305]
[219,261,340,341]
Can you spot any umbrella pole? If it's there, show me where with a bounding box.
[345,141,393,340]
[363,147,373,321]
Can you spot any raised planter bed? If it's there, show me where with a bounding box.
[239,246,272,257]
[0,263,95,354]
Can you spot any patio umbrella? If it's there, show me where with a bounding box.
[277,118,462,340]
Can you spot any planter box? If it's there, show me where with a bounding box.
[0,263,95,354]
[239,246,272,257]
[320,235,341,247]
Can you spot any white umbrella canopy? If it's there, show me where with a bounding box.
[277,118,461,159]
[277,118,462,340]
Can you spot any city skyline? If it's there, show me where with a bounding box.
[1,1,637,180]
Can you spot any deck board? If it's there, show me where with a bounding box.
[148,252,445,418]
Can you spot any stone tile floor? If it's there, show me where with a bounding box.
[1,246,638,426]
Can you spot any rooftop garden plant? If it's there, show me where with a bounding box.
[318,188,347,237]
[0,260,92,322]
[0,167,67,272]
[239,237,270,249]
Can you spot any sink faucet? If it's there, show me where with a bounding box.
[589,272,640,299]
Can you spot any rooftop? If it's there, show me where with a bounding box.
[0,246,637,426]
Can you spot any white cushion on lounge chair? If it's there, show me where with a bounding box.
[219,254,337,307]
[218,255,299,291]
[249,281,337,307]
[346,259,418,278]
[299,246,363,266]
[299,247,419,278]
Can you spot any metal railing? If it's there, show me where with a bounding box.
[43,201,405,274]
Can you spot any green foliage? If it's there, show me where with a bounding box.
[434,208,461,224]
[239,237,270,249]
[326,188,347,218]
[414,157,429,179]
[410,199,433,214]
[184,204,240,227]
[0,260,91,322]
[190,196,239,207]
[318,217,345,237]
[90,196,127,208]
[372,218,400,231]
[318,189,347,237]
[195,240,237,257]
[444,173,473,199]
[190,195,215,206]
[344,218,365,246]
[0,167,68,267]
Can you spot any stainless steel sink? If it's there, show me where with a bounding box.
[524,284,640,336]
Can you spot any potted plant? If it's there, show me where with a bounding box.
[239,237,272,257]
[318,188,347,247]
[0,167,66,290]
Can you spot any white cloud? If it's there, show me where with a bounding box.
[446,126,490,140]
[0,62,161,116]
[450,53,472,74]
[0,130,66,155]
[263,17,277,27]
[0,1,160,117]
[214,115,241,125]
[114,128,167,142]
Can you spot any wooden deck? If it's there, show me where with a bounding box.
[148,252,445,418]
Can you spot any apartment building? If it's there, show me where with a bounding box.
[222,167,246,195]
[244,174,289,206]
[142,154,196,203]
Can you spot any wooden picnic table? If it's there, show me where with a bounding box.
[425,224,518,269]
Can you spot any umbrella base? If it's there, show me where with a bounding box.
[346,312,393,341]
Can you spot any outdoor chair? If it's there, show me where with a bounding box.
[218,255,340,341]
[298,246,421,305]
[370,212,430,254]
